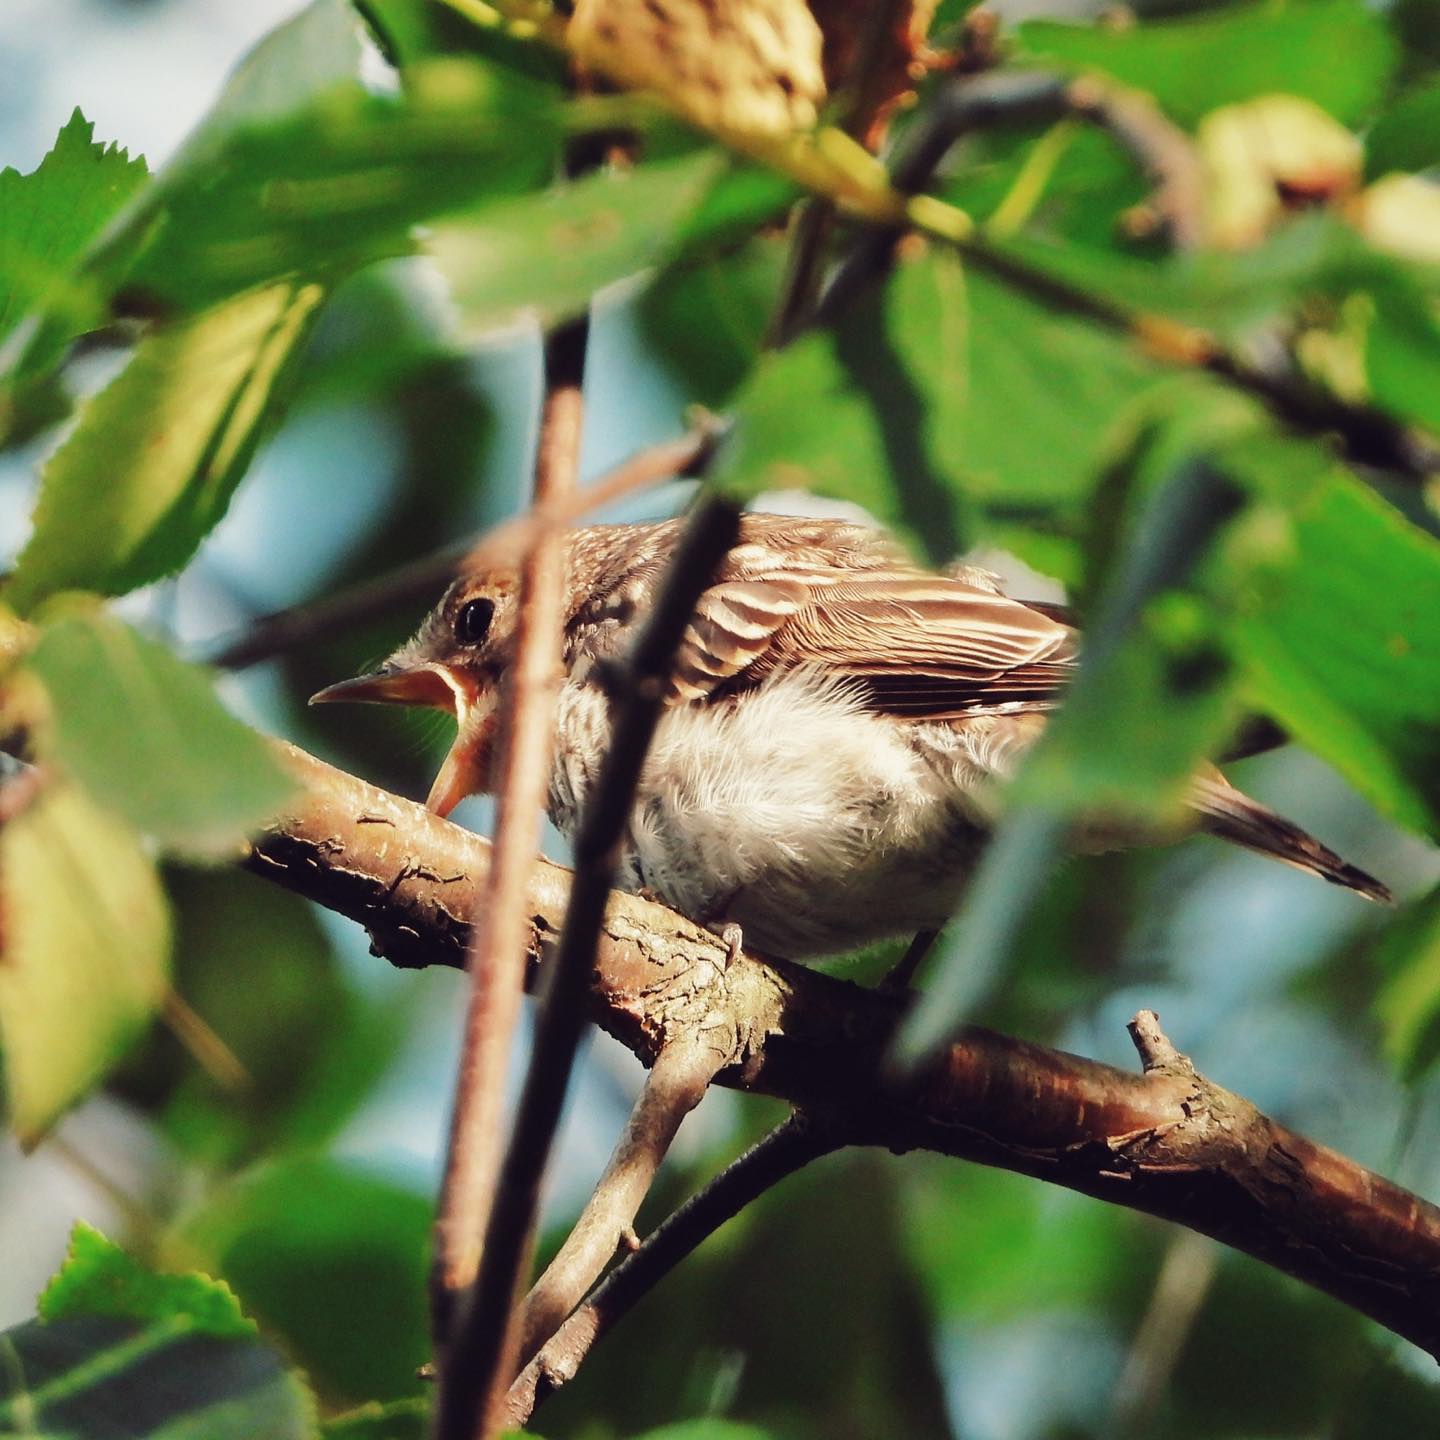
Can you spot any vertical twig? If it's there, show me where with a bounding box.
[431,318,588,1350]
[502,1111,842,1430]
[435,492,742,1440]
[514,1037,727,1366]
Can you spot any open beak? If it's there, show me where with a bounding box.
[309,663,490,819]
[309,664,461,710]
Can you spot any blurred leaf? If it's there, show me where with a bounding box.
[322,1398,430,1438]
[1365,82,1440,179]
[181,1157,432,1404]
[432,150,736,336]
[0,780,169,1144]
[0,1224,315,1439]
[900,1158,1157,1323]
[1221,435,1440,837]
[1015,459,1246,816]
[1019,0,1395,129]
[718,249,1164,563]
[1371,885,1440,1082]
[27,612,293,859]
[142,868,414,1168]
[632,1425,777,1439]
[10,279,327,609]
[40,1222,253,1337]
[639,238,786,408]
[2,0,368,392]
[185,0,374,143]
[942,120,1149,253]
[0,107,148,346]
[898,456,1247,1062]
[119,55,570,314]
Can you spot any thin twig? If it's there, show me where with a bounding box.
[514,1036,727,1367]
[503,1111,841,1429]
[434,491,742,1440]
[431,319,588,1359]
[204,423,722,671]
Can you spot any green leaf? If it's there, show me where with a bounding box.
[322,1399,430,1439]
[0,781,170,1144]
[0,1225,315,1439]
[140,867,414,1168]
[1221,435,1440,838]
[717,249,1164,563]
[0,108,148,346]
[26,612,293,859]
[1371,885,1440,1082]
[182,1157,432,1404]
[430,150,787,338]
[40,1223,253,1338]
[10,279,328,609]
[1019,0,1395,128]
[118,55,569,314]
[1365,82,1440,179]
[639,238,786,409]
[1013,458,1246,816]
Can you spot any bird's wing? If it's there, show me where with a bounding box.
[669,569,1078,718]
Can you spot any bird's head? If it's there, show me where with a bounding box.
[310,567,521,818]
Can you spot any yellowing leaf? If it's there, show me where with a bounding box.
[570,0,825,136]
[0,782,169,1144]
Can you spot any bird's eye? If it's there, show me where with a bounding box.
[455,597,495,647]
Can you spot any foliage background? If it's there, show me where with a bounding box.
[2,0,1440,1436]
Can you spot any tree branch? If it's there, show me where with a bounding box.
[245,746,1440,1365]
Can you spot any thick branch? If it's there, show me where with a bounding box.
[246,745,1440,1361]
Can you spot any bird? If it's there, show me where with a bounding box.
[311,513,1391,960]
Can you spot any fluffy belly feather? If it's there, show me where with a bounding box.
[549,672,1014,958]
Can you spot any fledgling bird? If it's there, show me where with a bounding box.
[312,514,1390,959]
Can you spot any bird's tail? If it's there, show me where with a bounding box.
[1190,772,1393,904]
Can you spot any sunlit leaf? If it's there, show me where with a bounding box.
[40,1222,253,1338]
[0,1223,315,1439]
[1019,0,1395,129]
[27,612,293,858]
[0,107,148,347]
[10,279,327,609]
[0,781,169,1144]
[431,150,742,336]
[118,56,569,314]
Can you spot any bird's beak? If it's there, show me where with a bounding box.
[309,664,461,711]
[309,663,491,819]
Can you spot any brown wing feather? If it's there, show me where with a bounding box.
[668,538,1078,719]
